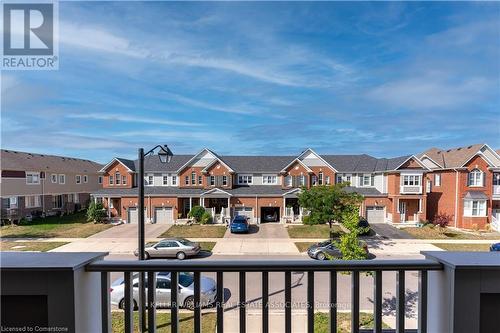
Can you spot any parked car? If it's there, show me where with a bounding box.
[490,243,500,251]
[110,272,216,310]
[307,240,369,260]
[230,215,250,233]
[134,238,200,260]
[358,217,371,235]
[262,211,278,222]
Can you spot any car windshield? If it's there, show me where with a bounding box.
[177,239,195,246]
[318,240,331,247]
[179,272,194,287]
[232,218,246,224]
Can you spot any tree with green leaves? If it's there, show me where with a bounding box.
[86,201,106,223]
[335,202,369,260]
[297,183,363,225]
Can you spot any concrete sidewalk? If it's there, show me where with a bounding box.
[212,238,299,255]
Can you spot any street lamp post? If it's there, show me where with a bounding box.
[137,145,173,333]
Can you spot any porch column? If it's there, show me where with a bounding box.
[189,197,192,210]
[107,197,111,218]
[227,197,230,217]
[201,197,205,207]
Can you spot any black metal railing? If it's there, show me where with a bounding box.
[86,259,442,333]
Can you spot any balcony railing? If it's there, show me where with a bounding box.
[86,259,442,333]
[400,186,422,194]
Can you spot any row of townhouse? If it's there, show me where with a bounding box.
[0,150,103,223]
[92,143,500,231]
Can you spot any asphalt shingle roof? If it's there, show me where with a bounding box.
[221,156,294,173]
[322,154,410,172]
[419,144,484,169]
[1,149,102,173]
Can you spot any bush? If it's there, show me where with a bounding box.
[188,206,206,222]
[432,212,452,228]
[200,211,212,224]
[86,202,106,223]
[302,215,315,225]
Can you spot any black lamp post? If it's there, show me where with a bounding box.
[137,144,173,332]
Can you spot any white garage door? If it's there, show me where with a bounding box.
[366,206,385,224]
[128,208,138,224]
[234,207,253,220]
[155,207,173,224]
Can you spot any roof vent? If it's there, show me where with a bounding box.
[467,145,472,149]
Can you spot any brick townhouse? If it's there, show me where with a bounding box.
[92,147,435,227]
[418,144,500,230]
[0,149,103,223]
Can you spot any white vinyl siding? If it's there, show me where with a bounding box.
[464,200,487,217]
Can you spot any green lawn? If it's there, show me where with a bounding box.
[287,224,344,239]
[199,242,216,252]
[112,311,216,333]
[0,212,112,238]
[0,241,68,252]
[315,312,390,333]
[432,243,491,252]
[402,226,500,240]
[161,225,226,238]
[294,242,316,252]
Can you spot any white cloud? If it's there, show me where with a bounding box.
[66,113,202,127]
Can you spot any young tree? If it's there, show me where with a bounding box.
[297,183,363,225]
[335,203,369,260]
[188,206,206,223]
[86,201,106,223]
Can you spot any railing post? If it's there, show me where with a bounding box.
[351,271,360,333]
[307,271,314,333]
[170,272,179,333]
[262,271,269,333]
[396,270,406,333]
[418,270,428,333]
[239,271,246,333]
[147,272,156,333]
[329,271,337,333]
[124,272,134,333]
[374,271,383,333]
[100,272,111,333]
[194,272,201,333]
[217,272,224,333]
[285,271,292,333]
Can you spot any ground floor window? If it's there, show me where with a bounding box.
[52,195,63,209]
[464,200,486,217]
[25,195,41,208]
[8,196,18,209]
[73,193,80,203]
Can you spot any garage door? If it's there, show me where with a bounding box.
[155,207,173,224]
[366,206,385,224]
[127,208,147,224]
[234,207,253,220]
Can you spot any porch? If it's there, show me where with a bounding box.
[395,197,425,224]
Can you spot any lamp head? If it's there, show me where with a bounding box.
[158,145,173,163]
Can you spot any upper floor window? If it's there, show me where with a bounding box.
[263,175,277,185]
[222,176,228,186]
[336,175,342,184]
[163,175,168,186]
[122,175,127,185]
[434,174,441,187]
[494,173,500,186]
[464,200,486,217]
[210,176,215,186]
[109,175,114,185]
[285,175,292,187]
[402,175,420,186]
[98,176,103,184]
[312,175,318,186]
[360,174,373,187]
[147,175,153,186]
[83,175,88,183]
[115,172,121,185]
[191,172,196,185]
[185,176,189,185]
[318,172,323,185]
[51,174,58,183]
[468,169,483,187]
[238,175,253,185]
[299,175,306,186]
[198,175,203,185]
[172,175,177,186]
[76,175,81,184]
[59,174,65,184]
[26,172,40,185]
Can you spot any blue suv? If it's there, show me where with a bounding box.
[230,215,250,233]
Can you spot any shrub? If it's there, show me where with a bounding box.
[86,202,106,223]
[188,206,206,222]
[302,215,314,225]
[432,212,452,228]
[200,211,212,224]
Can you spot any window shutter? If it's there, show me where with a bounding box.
[206,176,211,186]
[482,172,485,187]
[359,174,363,186]
[371,175,375,186]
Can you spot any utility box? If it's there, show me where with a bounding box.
[1,252,107,333]
[423,251,500,333]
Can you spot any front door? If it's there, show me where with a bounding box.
[399,201,407,222]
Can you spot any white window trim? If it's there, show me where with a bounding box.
[58,174,65,185]
[222,175,228,186]
[83,175,88,183]
[464,199,487,217]
[51,174,58,184]
[98,176,103,184]
[122,175,127,185]
[401,174,422,186]
[145,174,154,186]
[26,172,40,185]
[360,174,372,187]
[76,175,81,184]
[237,174,253,185]
[172,175,177,186]
[210,175,215,186]
[285,175,292,187]
[25,195,41,208]
[434,174,441,187]
[162,174,169,186]
[468,169,483,187]
[9,196,18,208]
[262,174,278,185]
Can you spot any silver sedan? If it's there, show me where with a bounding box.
[134,238,201,260]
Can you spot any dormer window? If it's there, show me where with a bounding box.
[468,169,483,187]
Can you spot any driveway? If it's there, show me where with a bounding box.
[370,223,413,239]
[89,223,171,239]
[213,223,299,255]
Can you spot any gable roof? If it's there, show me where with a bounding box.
[280,158,313,173]
[418,143,486,169]
[1,149,102,173]
[321,154,411,172]
[220,156,295,173]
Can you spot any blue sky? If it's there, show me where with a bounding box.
[1,1,499,163]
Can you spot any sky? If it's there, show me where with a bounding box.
[1,1,499,163]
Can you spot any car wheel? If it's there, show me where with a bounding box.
[119,299,138,311]
[316,252,326,260]
[184,296,195,311]
[144,252,150,260]
[176,252,186,260]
